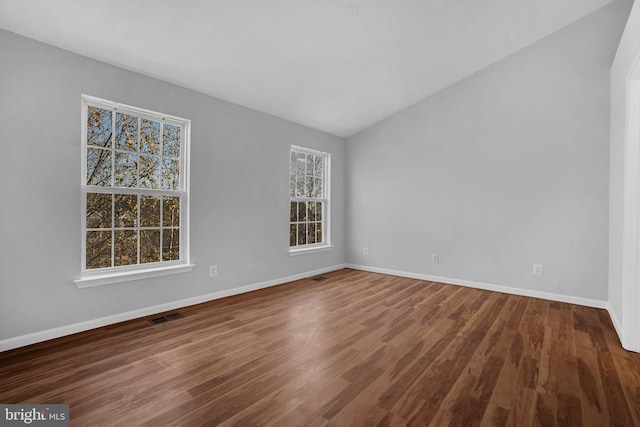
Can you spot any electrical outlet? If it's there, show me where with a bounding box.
[533,264,543,275]
[432,254,439,263]
[363,248,369,256]
[210,265,218,277]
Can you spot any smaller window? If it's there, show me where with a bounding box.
[289,146,330,253]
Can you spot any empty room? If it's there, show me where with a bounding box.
[1,0,640,425]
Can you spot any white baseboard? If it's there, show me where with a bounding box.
[346,264,608,309]
[0,264,346,352]
[604,302,640,352]
[606,302,624,343]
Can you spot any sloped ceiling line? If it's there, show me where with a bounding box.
[0,0,617,137]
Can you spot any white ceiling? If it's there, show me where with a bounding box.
[0,0,616,137]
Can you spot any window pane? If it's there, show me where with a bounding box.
[308,223,316,244]
[314,156,323,178]
[296,175,305,197]
[86,193,112,229]
[140,118,161,154]
[298,201,307,222]
[306,176,314,198]
[316,202,323,221]
[308,202,316,221]
[163,196,180,227]
[115,113,138,151]
[290,151,296,174]
[290,202,297,222]
[87,148,112,186]
[87,106,112,148]
[86,230,112,269]
[140,230,160,263]
[140,196,160,227]
[115,230,137,266]
[290,224,297,246]
[313,178,322,198]
[296,152,305,176]
[316,223,323,243]
[289,174,295,197]
[163,124,181,158]
[306,154,314,176]
[161,158,180,190]
[297,224,306,245]
[115,194,137,228]
[139,155,161,189]
[114,152,138,188]
[162,228,180,261]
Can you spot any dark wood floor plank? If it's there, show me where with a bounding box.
[1,269,640,426]
[602,328,640,426]
[557,392,583,427]
[575,330,609,426]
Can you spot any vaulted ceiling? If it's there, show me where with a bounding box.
[0,0,617,137]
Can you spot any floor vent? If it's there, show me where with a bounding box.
[165,313,184,321]
[311,276,328,281]
[149,312,184,325]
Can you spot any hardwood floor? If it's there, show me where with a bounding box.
[1,269,639,426]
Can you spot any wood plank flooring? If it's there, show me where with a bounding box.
[1,269,639,426]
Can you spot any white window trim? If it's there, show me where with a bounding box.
[74,264,195,288]
[288,245,334,256]
[288,145,331,255]
[75,95,193,287]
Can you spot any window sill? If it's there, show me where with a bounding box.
[288,245,334,256]
[74,263,195,288]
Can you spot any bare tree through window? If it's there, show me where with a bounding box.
[289,146,329,249]
[82,97,186,272]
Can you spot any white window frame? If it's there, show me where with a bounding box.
[289,145,332,255]
[74,95,193,287]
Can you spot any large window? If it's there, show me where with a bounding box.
[289,146,330,252]
[76,95,191,286]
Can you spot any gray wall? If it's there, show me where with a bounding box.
[0,29,345,340]
[347,0,631,301]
